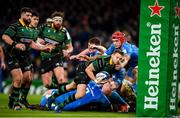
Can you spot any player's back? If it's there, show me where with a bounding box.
[122,42,138,67]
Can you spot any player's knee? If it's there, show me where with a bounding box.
[43,80,51,88]
[44,84,51,88]
[57,77,63,84]
[13,76,23,87]
[75,91,86,99]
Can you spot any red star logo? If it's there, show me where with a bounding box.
[148,0,165,17]
[175,2,180,18]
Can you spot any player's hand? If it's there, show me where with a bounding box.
[15,43,26,51]
[0,61,6,70]
[63,50,70,58]
[110,81,118,90]
[79,55,90,61]
[37,38,45,45]
[69,55,77,60]
[44,44,55,52]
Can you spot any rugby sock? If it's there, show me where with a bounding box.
[50,83,68,100]
[10,86,21,104]
[57,83,69,95]
[21,88,30,99]
[48,83,58,89]
[58,94,76,108]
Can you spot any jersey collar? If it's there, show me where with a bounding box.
[109,58,114,65]
[19,19,28,28]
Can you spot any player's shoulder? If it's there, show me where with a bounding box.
[101,55,111,61]
[8,21,20,28]
[61,27,70,33]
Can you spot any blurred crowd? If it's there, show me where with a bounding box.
[0,0,140,81]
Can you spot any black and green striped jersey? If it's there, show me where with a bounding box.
[38,24,72,59]
[92,55,116,74]
[79,55,117,74]
[3,19,39,54]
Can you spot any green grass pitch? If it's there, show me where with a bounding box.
[0,94,136,118]
[0,94,179,117]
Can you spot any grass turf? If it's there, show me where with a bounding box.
[0,94,135,118]
[0,94,180,117]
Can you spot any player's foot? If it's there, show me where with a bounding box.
[47,97,55,109]
[20,98,30,108]
[54,105,62,113]
[54,103,64,113]
[13,103,22,111]
[8,96,14,109]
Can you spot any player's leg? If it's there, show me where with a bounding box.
[55,84,86,112]
[120,67,136,93]
[20,70,33,108]
[7,55,23,110]
[9,68,23,110]
[50,57,72,98]
[54,66,67,83]
[47,81,77,109]
[41,71,53,88]
[40,57,54,88]
[54,71,89,112]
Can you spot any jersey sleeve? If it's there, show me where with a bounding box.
[37,24,45,38]
[122,42,133,56]
[105,43,115,55]
[92,58,105,72]
[3,23,18,38]
[64,28,72,45]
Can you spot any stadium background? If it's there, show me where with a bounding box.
[0,0,140,87]
[0,0,179,117]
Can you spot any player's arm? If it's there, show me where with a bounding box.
[2,24,26,51]
[63,29,73,58]
[29,40,55,52]
[90,44,106,54]
[84,54,101,61]
[85,63,96,81]
[105,44,115,55]
[85,58,104,81]
[70,48,89,60]
[0,46,6,69]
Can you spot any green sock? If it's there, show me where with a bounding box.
[59,94,76,108]
[50,83,68,101]
[21,88,30,99]
[10,86,21,104]
[58,83,69,95]
[47,83,58,89]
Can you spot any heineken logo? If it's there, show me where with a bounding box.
[144,23,162,110]
[175,2,180,18]
[149,0,165,17]
[170,24,179,111]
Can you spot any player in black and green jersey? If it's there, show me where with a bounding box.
[2,7,54,110]
[18,10,40,108]
[48,49,124,112]
[38,11,73,89]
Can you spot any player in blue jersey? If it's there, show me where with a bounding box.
[40,71,129,112]
[70,37,106,62]
[105,31,138,111]
[105,31,138,92]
